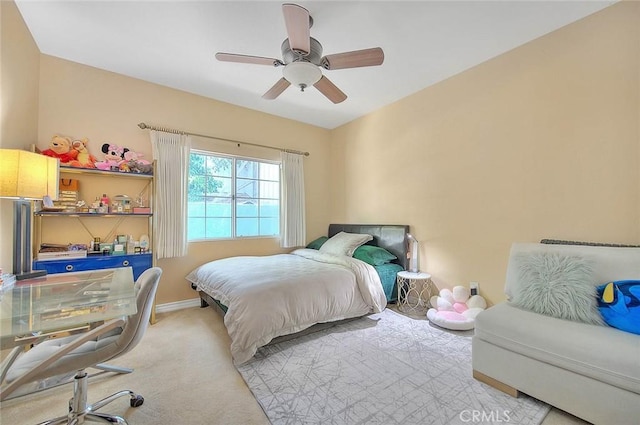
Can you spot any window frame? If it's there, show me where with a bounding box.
[187,149,281,242]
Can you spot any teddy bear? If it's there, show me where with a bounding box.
[68,138,97,168]
[41,135,78,164]
[94,143,129,171]
[426,286,487,330]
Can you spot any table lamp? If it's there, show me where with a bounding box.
[0,149,59,280]
[407,233,419,273]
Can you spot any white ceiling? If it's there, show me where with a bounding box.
[16,1,614,129]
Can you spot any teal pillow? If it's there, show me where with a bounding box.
[306,236,328,250]
[353,245,397,266]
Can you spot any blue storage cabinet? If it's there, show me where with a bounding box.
[34,253,152,280]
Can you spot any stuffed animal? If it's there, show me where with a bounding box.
[68,138,97,168]
[123,150,151,165]
[95,143,128,171]
[426,286,487,330]
[597,280,640,335]
[129,161,154,174]
[41,135,78,164]
[121,150,153,174]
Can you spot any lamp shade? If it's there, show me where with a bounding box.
[283,61,322,90]
[0,149,59,200]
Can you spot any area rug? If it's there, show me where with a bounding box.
[237,308,550,425]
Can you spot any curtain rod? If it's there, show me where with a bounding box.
[137,123,310,157]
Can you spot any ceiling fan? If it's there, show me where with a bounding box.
[215,3,384,104]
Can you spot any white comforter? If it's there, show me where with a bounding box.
[186,248,387,364]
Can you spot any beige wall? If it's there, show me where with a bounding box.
[0,0,40,271]
[35,56,332,305]
[5,1,639,307]
[331,1,640,304]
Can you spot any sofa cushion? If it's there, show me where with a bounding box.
[475,303,640,394]
[505,243,640,300]
[511,252,604,325]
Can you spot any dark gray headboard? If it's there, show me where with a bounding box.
[328,224,410,270]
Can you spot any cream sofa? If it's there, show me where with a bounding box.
[472,242,640,425]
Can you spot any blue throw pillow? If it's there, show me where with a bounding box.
[596,280,640,335]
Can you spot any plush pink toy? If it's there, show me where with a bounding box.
[426,286,487,330]
[120,150,153,174]
[95,143,128,171]
[123,150,151,165]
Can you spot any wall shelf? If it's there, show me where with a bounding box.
[35,212,153,217]
[59,165,153,179]
[33,166,155,282]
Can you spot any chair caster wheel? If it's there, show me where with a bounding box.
[130,395,144,407]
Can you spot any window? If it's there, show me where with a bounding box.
[187,151,280,240]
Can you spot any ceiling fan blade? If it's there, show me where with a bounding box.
[321,47,384,70]
[313,76,347,104]
[282,3,310,55]
[263,78,291,100]
[216,52,281,66]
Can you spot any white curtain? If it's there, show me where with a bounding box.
[280,151,306,248]
[150,130,191,259]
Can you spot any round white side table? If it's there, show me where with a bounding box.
[396,271,436,316]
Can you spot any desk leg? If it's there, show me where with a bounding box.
[94,364,133,374]
[150,297,157,324]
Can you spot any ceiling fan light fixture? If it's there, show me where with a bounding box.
[216,3,383,102]
[283,61,322,91]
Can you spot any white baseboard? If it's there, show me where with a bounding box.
[155,298,201,314]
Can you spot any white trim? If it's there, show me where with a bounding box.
[155,298,201,314]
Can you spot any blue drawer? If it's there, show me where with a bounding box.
[33,253,152,280]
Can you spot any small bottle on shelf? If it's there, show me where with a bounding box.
[140,234,149,253]
[126,235,135,254]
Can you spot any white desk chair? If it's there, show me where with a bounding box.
[0,267,162,425]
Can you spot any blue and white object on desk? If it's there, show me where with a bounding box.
[0,272,16,300]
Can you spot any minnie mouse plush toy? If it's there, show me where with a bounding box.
[95,143,129,171]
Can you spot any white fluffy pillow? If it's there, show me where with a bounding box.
[319,231,373,257]
[510,252,604,325]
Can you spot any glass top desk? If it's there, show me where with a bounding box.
[0,267,137,349]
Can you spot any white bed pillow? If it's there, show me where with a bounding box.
[319,231,373,257]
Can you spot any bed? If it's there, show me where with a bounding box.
[186,224,409,364]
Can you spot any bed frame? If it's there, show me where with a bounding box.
[195,223,410,340]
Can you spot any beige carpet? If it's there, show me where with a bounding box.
[1,306,588,425]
